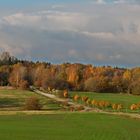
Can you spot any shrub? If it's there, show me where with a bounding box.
[112,103,123,110]
[104,101,111,108]
[92,100,111,108]
[137,102,140,108]
[91,100,99,107]
[112,104,118,110]
[73,95,80,101]
[24,96,42,110]
[98,101,105,108]
[130,104,138,110]
[81,96,89,102]
[63,90,68,98]
[86,99,91,105]
[117,104,123,110]
[19,80,29,90]
[130,79,140,95]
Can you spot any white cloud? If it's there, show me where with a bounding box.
[3,13,41,27]
[81,31,115,39]
[2,10,90,32]
[0,3,140,66]
[96,0,105,4]
[91,0,140,4]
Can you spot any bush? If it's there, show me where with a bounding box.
[98,101,105,108]
[91,100,99,107]
[130,104,138,110]
[81,96,89,102]
[86,99,91,105]
[24,96,42,110]
[73,95,80,101]
[63,90,69,98]
[19,80,29,90]
[131,80,140,95]
[117,104,123,110]
[112,104,118,110]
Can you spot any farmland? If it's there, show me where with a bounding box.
[0,89,140,139]
[0,113,140,140]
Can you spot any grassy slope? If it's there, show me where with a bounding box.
[0,113,140,140]
[0,89,61,111]
[70,91,140,108]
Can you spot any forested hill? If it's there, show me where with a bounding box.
[0,52,139,95]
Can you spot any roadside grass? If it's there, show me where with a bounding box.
[0,113,140,140]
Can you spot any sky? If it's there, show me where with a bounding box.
[0,0,140,67]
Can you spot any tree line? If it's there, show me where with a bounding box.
[0,52,140,95]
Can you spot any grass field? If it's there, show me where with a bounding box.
[70,91,140,112]
[0,113,139,140]
[0,89,61,111]
[0,89,140,139]
[1,89,140,112]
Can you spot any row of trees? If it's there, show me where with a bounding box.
[0,52,140,95]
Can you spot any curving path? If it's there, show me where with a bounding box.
[30,87,92,111]
[30,87,140,119]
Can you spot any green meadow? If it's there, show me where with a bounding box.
[71,91,140,110]
[0,89,61,111]
[0,113,140,140]
[0,89,140,140]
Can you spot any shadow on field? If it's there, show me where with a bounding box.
[0,98,20,108]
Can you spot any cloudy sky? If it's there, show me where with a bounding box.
[0,0,140,67]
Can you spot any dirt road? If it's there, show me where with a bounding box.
[31,87,140,119]
[31,87,92,111]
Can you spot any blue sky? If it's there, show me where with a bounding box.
[0,0,139,5]
[0,0,46,6]
[0,0,140,67]
[0,0,139,7]
[0,0,85,6]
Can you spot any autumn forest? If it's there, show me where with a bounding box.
[0,51,139,95]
